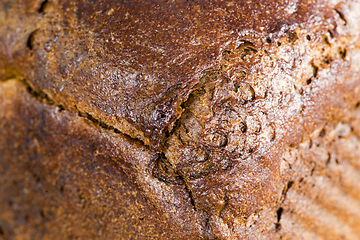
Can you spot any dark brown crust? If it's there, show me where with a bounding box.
[0,80,204,239]
[0,0,338,148]
[1,0,360,239]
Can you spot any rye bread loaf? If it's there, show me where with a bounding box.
[1,0,360,239]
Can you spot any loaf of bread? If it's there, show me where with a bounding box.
[1,0,360,239]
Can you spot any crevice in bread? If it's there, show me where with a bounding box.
[0,78,209,239]
[0,77,152,148]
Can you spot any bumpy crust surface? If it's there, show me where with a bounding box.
[1,0,360,239]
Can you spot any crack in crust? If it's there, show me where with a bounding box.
[151,41,277,230]
[0,77,146,145]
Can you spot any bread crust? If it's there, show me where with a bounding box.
[1,0,360,239]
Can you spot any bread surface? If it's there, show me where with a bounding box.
[1,0,360,239]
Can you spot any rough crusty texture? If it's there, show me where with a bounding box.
[1,0,360,239]
[0,80,177,239]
